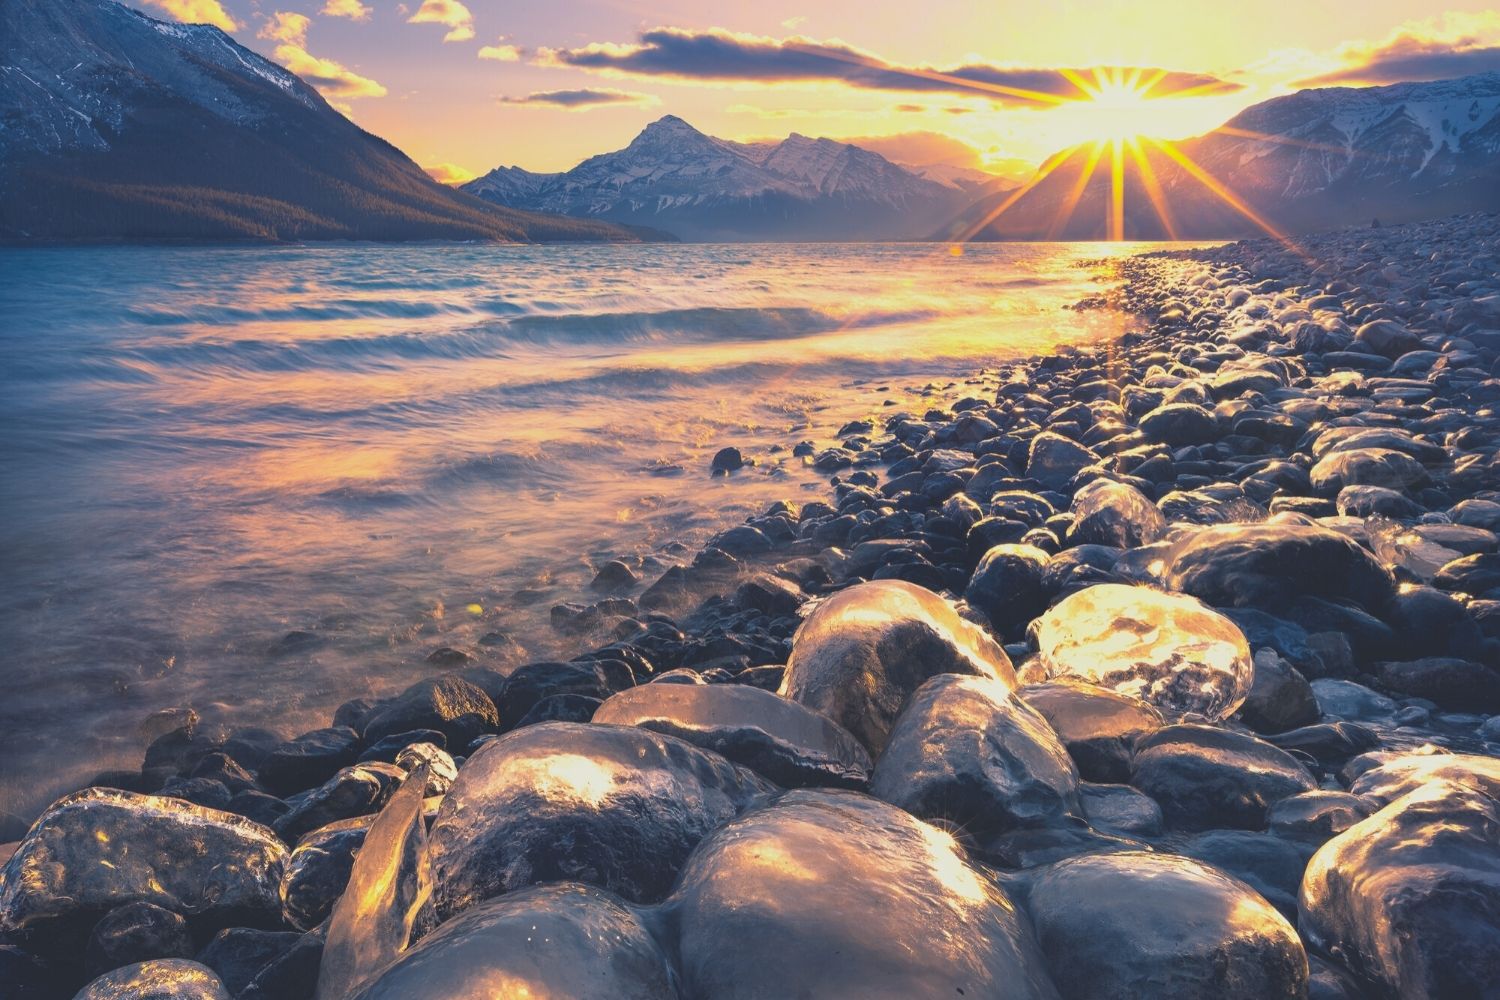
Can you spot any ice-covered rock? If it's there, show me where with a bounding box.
[780,580,1016,754]
[280,816,372,930]
[1310,447,1427,494]
[1030,584,1253,721]
[272,762,404,843]
[348,883,679,1000]
[1067,479,1167,549]
[592,682,871,788]
[1344,751,1500,804]
[663,789,1059,999]
[425,722,772,920]
[870,674,1081,836]
[1027,432,1098,491]
[74,959,232,999]
[1026,852,1307,999]
[1130,724,1316,830]
[1020,680,1164,782]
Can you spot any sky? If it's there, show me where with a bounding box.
[140,0,1500,183]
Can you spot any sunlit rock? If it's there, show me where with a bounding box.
[1027,432,1098,492]
[0,790,284,945]
[1364,517,1463,582]
[1266,791,1372,846]
[1026,851,1307,1000]
[394,743,457,796]
[780,580,1016,755]
[1130,724,1316,830]
[426,722,772,920]
[1300,778,1500,999]
[315,764,432,1000]
[348,883,679,1000]
[870,674,1081,836]
[592,683,871,789]
[664,789,1059,999]
[1078,783,1163,837]
[1166,522,1396,613]
[1310,447,1427,495]
[965,543,1051,636]
[1030,584,1253,721]
[1344,751,1500,804]
[280,816,372,930]
[1178,829,1308,917]
[1021,680,1164,782]
[272,762,405,843]
[74,959,231,999]
[362,674,499,751]
[1066,479,1166,550]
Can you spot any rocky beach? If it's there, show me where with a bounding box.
[5,211,1500,999]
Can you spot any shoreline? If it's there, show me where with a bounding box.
[4,212,1500,997]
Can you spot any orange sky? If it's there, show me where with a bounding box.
[139,0,1500,182]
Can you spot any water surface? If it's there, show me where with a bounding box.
[0,240,1153,836]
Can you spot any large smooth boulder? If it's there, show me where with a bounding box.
[592,683,871,789]
[664,789,1059,999]
[73,959,231,999]
[1130,724,1317,830]
[1344,752,1500,805]
[425,722,772,920]
[965,543,1051,636]
[1166,522,1395,614]
[1309,448,1426,495]
[779,580,1015,755]
[1067,479,1166,549]
[1027,432,1098,492]
[1300,778,1500,999]
[349,884,679,1000]
[1021,680,1164,783]
[870,674,1082,837]
[1353,319,1422,359]
[1030,584,1253,721]
[1139,403,1218,446]
[361,674,498,750]
[0,790,285,945]
[1026,852,1307,1000]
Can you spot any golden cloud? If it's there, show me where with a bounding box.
[407,0,475,43]
[140,0,239,33]
[321,0,372,21]
[258,11,310,47]
[479,39,523,61]
[1295,11,1500,86]
[424,162,478,184]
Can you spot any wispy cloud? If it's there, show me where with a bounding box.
[407,0,475,42]
[479,38,523,62]
[536,28,1242,106]
[321,0,372,21]
[260,11,387,99]
[424,162,477,184]
[1294,11,1500,86]
[140,0,239,32]
[499,88,659,110]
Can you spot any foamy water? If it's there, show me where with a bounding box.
[0,240,1151,835]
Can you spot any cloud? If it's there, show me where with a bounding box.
[260,12,386,100]
[841,130,988,169]
[1293,12,1500,87]
[498,88,659,110]
[140,0,238,32]
[407,0,475,42]
[536,28,1243,106]
[781,16,807,29]
[259,11,310,47]
[424,162,477,184]
[479,38,523,61]
[321,0,372,21]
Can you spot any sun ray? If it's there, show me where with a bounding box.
[950,145,1078,241]
[1212,125,1357,157]
[1109,137,1125,241]
[1143,137,1314,258]
[1126,137,1180,240]
[1048,139,1106,239]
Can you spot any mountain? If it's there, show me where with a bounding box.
[945,73,1500,241]
[0,0,641,242]
[463,116,1008,241]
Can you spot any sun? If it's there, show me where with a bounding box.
[1067,68,1162,142]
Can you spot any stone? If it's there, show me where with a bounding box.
[1166,522,1395,614]
[779,580,1016,755]
[870,674,1082,837]
[665,789,1058,999]
[1310,448,1427,494]
[964,543,1051,636]
[272,762,405,843]
[497,661,620,730]
[0,790,285,946]
[239,926,323,1000]
[734,574,804,616]
[1066,479,1166,549]
[361,674,498,751]
[1373,657,1500,711]
[74,959,231,1000]
[1027,432,1099,492]
[1237,649,1319,733]
[1353,319,1422,359]
[1344,752,1500,805]
[349,884,679,1000]
[426,722,773,920]
[1031,584,1254,721]
[1267,791,1373,845]
[195,928,300,997]
[1178,829,1309,917]
[1130,724,1317,830]
[592,682,872,789]
[85,901,195,977]
[1336,485,1423,519]
[1020,680,1164,783]
[1079,783,1164,837]
[279,817,371,930]
[711,446,744,475]
[393,742,456,795]
[1310,679,1396,721]
[1139,403,1218,446]
[257,727,359,797]
[589,559,640,594]
[1026,851,1307,1000]
[1300,778,1500,1000]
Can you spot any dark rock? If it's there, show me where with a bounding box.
[1310,448,1427,495]
[1266,791,1373,845]
[734,574,803,616]
[279,817,371,930]
[1021,680,1164,783]
[1139,403,1218,446]
[498,661,620,730]
[195,928,301,997]
[1078,782,1163,837]
[1353,319,1422,359]
[362,674,498,750]
[1130,724,1317,830]
[1373,656,1500,711]
[1237,649,1319,733]
[85,901,195,978]
[964,543,1051,636]
[1027,432,1099,492]
[1067,479,1166,549]
[590,559,640,593]
[258,727,359,797]
[271,762,404,844]
[515,692,602,727]
[710,447,744,475]
[1178,829,1308,917]
[357,729,446,764]
[238,925,323,1000]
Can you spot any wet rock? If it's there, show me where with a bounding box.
[1079,783,1164,837]
[426,722,773,919]
[1130,724,1317,830]
[1433,551,1500,594]
[257,727,359,797]
[1310,448,1427,495]
[590,559,640,594]
[870,674,1082,837]
[593,682,871,789]
[1300,778,1500,1000]
[497,660,621,730]
[393,742,456,795]
[74,959,231,999]
[0,790,285,946]
[1139,403,1218,446]
[1237,648,1319,733]
[1267,791,1373,846]
[1353,318,1422,359]
[1336,485,1423,519]
[279,817,371,930]
[1028,432,1098,492]
[85,901,195,978]
[779,580,1016,755]
[1020,680,1164,782]
[1067,479,1166,549]
[1178,829,1308,917]
[238,925,323,1000]
[349,883,679,1000]
[515,692,603,728]
[1373,656,1500,711]
[195,928,300,997]
[964,543,1051,636]
[361,674,498,750]
[710,446,744,475]
[1031,584,1254,721]
[1166,522,1395,614]
[734,574,804,616]
[1344,752,1500,804]
[357,729,445,764]
[271,762,404,843]
[1310,679,1396,721]
[665,789,1058,999]
[1026,851,1307,1000]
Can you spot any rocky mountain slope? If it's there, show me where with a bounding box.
[0,0,640,242]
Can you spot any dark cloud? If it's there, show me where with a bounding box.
[1295,46,1500,87]
[499,88,656,109]
[538,28,1243,106]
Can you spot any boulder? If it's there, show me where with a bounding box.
[1020,680,1164,783]
[257,727,359,797]
[1139,403,1219,446]
[279,817,372,930]
[1130,724,1317,830]
[73,959,231,999]
[1309,448,1426,495]
[1027,432,1098,492]
[1067,479,1167,549]
[965,543,1051,636]
[85,901,195,978]
[361,674,498,750]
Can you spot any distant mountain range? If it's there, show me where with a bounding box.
[945,73,1500,240]
[0,0,643,242]
[464,116,1011,242]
